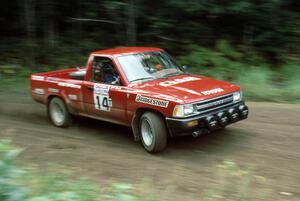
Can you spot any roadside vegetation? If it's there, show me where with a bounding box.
[1,41,299,102]
[178,43,300,102]
[0,140,271,201]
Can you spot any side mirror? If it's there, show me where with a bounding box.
[181,65,188,72]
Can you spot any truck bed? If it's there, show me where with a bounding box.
[32,67,87,80]
[30,67,86,105]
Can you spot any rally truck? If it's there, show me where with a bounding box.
[30,47,249,153]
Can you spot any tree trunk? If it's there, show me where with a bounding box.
[24,0,36,68]
[43,1,56,48]
[126,0,136,46]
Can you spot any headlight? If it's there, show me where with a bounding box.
[233,91,242,102]
[173,104,195,117]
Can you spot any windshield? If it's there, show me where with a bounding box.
[117,51,184,83]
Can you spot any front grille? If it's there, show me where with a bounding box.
[195,93,234,113]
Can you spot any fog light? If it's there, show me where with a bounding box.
[206,116,218,130]
[187,120,198,127]
[238,105,249,119]
[228,108,239,122]
[217,112,229,127]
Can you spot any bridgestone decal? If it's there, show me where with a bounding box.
[136,95,169,108]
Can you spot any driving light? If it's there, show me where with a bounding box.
[233,91,242,102]
[187,120,198,127]
[173,104,195,117]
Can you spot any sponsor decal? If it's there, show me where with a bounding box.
[68,94,78,100]
[159,76,201,87]
[47,77,59,81]
[172,86,202,96]
[201,88,224,95]
[93,83,112,111]
[48,88,59,93]
[110,85,122,90]
[94,84,109,95]
[31,75,44,81]
[32,88,45,95]
[58,82,81,89]
[136,95,169,108]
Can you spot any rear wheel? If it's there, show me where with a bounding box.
[140,112,167,153]
[48,97,72,127]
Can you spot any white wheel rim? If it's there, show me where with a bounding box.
[50,101,65,125]
[141,118,153,146]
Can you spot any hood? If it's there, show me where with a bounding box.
[132,74,240,104]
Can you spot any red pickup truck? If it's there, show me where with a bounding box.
[30,47,248,153]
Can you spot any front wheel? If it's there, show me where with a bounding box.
[140,112,167,153]
[48,97,72,127]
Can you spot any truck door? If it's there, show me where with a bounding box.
[82,56,128,126]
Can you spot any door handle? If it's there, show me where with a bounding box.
[87,85,94,91]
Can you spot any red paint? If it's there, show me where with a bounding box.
[30,47,241,127]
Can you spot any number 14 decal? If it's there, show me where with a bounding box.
[94,95,112,111]
[93,83,112,111]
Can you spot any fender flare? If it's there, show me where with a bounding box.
[46,91,76,115]
[131,108,165,141]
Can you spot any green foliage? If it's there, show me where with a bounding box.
[0,0,299,102]
[235,67,281,101]
[0,40,299,102]
[0,140,27,201]
[1,0,300,65]
[277,62,300,101]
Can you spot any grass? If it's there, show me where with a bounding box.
[0,77,29,93]
[0,65,30,93]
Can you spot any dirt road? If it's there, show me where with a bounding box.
[0,91,299,200]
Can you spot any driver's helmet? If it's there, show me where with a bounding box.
[155,63,163,71]
[102,62,117,84]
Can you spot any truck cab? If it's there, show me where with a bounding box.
[30,47,249,153]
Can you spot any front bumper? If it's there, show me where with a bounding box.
[165,101,248,137]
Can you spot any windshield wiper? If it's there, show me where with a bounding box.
[163,71,186,78]
[130,77,154,83]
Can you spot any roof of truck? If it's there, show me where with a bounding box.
[92,47,162,56]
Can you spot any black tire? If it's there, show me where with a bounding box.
[48,97,72,127]
[140,112,167,153]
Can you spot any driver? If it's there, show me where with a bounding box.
[155,63,163,71]
[102,62,120,85]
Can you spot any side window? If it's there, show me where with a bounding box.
[90,57,121,85]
